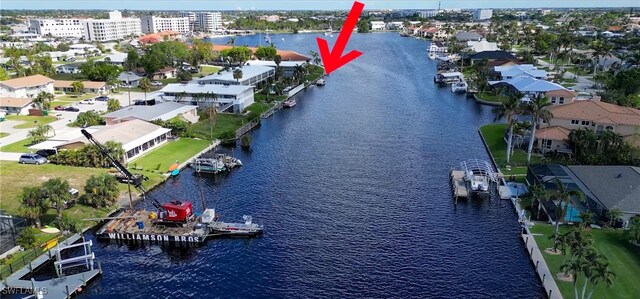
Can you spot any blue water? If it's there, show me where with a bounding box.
[76,33,544,298]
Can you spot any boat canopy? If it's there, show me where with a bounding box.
[440,72,463,78]
[460,159,498,183]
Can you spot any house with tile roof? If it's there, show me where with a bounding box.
[0,75,55,98]
[53,80,110,94]
[535,100,640,154]
[0,97,33,115]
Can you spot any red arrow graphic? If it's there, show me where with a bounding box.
[316,1,364,74]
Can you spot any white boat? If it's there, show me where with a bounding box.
[316,78,326,86]
[325,25,333,36]
[459,159,498,197]
[284,98,296,108]
[451,81,468,93]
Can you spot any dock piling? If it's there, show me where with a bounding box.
[536,260,539,270]
[66,285,70,297]
[98,261,102,274]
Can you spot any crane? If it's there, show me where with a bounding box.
[81,129,162,210]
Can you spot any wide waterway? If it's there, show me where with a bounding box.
[80,33,544,298]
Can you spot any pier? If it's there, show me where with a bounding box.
[1,234,102,299]
[450,170,468,204]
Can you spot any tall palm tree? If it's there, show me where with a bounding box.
[523,95,553,163]
[585,259,615,299]
[529,183,547,219]
[548,178,584,251]
[233,68,243,82]
[493,94,522,163]
[41,178,72,227]
[33,91,54,110]
[606,208,623,228]
[71,81,84,96]
[84,174,120,207]
[139,77,152,101]
[19,186,48,228]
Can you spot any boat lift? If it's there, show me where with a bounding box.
[53,238,96,277]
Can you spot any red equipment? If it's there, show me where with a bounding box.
[161,201,193,222]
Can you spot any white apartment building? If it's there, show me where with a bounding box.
[141,15,190,34]
[194,12,223,32]
[179,12,196,31]
[28,19,85,38]
[473,9,493,21]
[371,21,386,31]
[419,10,439,18]
[83,10,142,41]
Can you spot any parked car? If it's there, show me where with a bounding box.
[19,154,47,165]
[95,96,109,101]
[151,81,163,87]
[36,149,57,157]
[54,106,65,111]
[79,99,94,105]
[64,106,80,112]
[65,57,76,62]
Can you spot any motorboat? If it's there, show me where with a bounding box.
[451,81,468,93]
[459,159,498,198]
[316,78,326,86]
[208,215,264,237]
[284,98,296,108]
[191,157,226,173]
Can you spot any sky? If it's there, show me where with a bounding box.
[1,0,639,10]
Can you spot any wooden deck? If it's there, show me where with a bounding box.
[450,170,468,203]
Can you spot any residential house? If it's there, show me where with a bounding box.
[546,89,577,106]
[535,100,640,153]
[55,63,82,74]
[57,119,171,162]
[118,72,143,87]
[160,83,254,113]
[454,31,482,42]
[53,80,109,94]
[428,41,448,53]
[466,39,499,53]
[493,64,547,81]
[527,164,640,226]
[468,51,516,64]
[198,65,275,86]
[103,102,199,125]
[150,67,176,81]
[489,77,567,99]
[0,97,33,115]
[98,53,128,66]
[371,21,386,31]
[0,75,55,98]
[420,27,438,38]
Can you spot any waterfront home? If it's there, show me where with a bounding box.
[546,89,577,106]
[55,63,82,74]
[0,75,54,98]
[535,100,640,153]
[371,21,386,31]
[118,71,143,87]
[53,80,109,94]
[103,102,199,125]
[493,65,547,81]
[527,164,640,227]
[466,39,498,53]
[428,41,448,53]
[198,65,275,86]
[244,60,306,78]
[0,97,33,115]
[68,43,101,55]
[489,77,567,100]
[57,119,170,162]
[454,31,483,42]
[159,83,254,113]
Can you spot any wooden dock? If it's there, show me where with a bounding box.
[450,170,468,204]
[1,234,102,299]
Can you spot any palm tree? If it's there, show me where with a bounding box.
[529,184,547,219]
[548,178,584,251]
[233,68,243,83]
[590,39,613,78]
[19,186,48,228]
[585,259,615,299]
[607,208,622,228]
[41,178,72,227]
[84,174,120,207]
[523,94,553,163]
[104,141,125,165]
[33,91,54,111]
[274,55,282,66]
[71,81,84,96]
[492,94,521,163]
[139,77,152,101]
[107,98,121,112]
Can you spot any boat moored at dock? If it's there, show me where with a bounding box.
[451,81,468,93]
[450,159,499,203]
[284,98,297,108]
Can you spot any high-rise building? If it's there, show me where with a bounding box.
[179,12,197,31]
[28,19,85,38]
[419,10,439,18]
[473,9,493,21]
[141,16,190,34]
[83,10,142,41]
[194,12,223,32]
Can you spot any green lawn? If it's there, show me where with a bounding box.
[254,93,286,103]
[0,137,36,153]
[0,132,9,138]
[479,124,541,168]
[55,93,94,102]
[561,83,576,89]
[131,138,210,172]
[562,78,578,83]
[477,91,510,103]
[530,224,640,299]
[5,115,57,129]
[305,65,325,82]
[193,114,248,139]
[160,78,178,85]
[200,65,221,75]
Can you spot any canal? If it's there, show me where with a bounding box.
[82,33,544,298]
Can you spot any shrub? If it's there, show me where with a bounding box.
[17,227,39,249]
[59,212,80,233]
[83,174,120,208]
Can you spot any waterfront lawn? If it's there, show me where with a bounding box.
[479,124,540,169]
[0,137,36,153]
[305,65,325,82]
[6,115,57,129]
[254,93,287,103]
[0,161,163,215]
[193,114,247,139]
[132,138,210,172]
[200,65,221,75]
[477,91,509,104]
[529,224,640,299]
